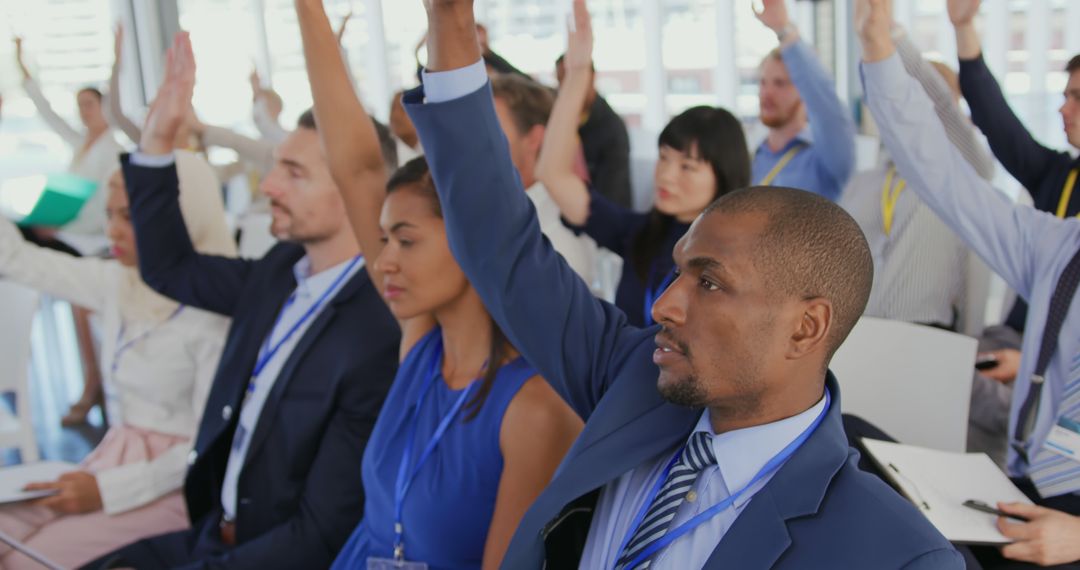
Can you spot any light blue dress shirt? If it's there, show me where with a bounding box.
[863,53,1080,486]
[576,397,827,570]
[220,254,365,519]
[752,40,857,202]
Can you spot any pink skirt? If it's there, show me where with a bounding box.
[0,425,192,570]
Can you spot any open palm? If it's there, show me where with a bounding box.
[141,32,196,153]
[564,0,593,71]
[947,0,980,26]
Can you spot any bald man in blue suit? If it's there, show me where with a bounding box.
[404,1,962,568]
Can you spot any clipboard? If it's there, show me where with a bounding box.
[859,438,1033,545]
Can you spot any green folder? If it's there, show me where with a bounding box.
[0,173,98,227]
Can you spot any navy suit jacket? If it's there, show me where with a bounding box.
[119,156,400,569]
[404,83,964,569]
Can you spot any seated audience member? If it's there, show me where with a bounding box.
[838,26,1010,463]
[841,33,993,328]
[751,0,855,200]
[400,1,963,568]
[535,7,750,328]
[16,35,123,427]
[249,70,289,146]
[0,155,232,570]
[490,74,598,285]
[85,32,400,569]
[294,4,582,567]
[950,0,1080,338]
[859,1,1080,567]
[554,53,632,208]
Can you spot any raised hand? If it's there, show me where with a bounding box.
[753,0,790,35]
[855,0,894,62]
[336,9,353,44]
[947,0,980,28]
[249,67,262,98]
[140,32,196,155]
[13,36,29,79]
[113,23,124,63]
[421,0,479,72]
[564,0,593,73]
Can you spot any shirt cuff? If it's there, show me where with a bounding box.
[421,59,488,104]
[130,151,177,168]
[859,52,907,102]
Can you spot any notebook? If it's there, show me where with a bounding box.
[860,438,1033,544]
[0,461,76,504]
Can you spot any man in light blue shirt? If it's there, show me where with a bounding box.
[859,1,1080,566]
[751,0,856,201]
[403,1,961,568]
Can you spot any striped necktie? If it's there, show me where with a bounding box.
[1028,353,1080,498]
[616,431,717,570]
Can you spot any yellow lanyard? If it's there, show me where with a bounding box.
[1056,169,1080,219]
[758,144,806,186]
[881,165,907,236]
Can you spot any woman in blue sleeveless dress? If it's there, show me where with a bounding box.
[297,4,584,569]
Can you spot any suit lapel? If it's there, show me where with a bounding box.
[536,371,701,530]
[240,269,370,469]
[702,374,850,568]
[196,251,299,453]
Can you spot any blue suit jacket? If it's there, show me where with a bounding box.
[404,84,963,569]
[118,156,400,569]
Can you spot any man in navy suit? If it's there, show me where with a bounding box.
[404,1,962,568]
[84,33,400,569]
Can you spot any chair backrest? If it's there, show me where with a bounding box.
[0,279,41,461]
[830,317,977,452]
[0,280,39,393]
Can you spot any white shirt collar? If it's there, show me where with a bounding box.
[290,255,364,300]
[694,393,828,498]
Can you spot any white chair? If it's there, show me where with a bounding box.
[0,280,41,462]
[830,317,977,453]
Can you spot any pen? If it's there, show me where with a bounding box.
[962,499,1030,522]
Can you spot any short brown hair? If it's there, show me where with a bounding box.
[1068,55,1080,74]
[490,75,555,134]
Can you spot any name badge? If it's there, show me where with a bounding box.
[367,558,428,570]
[1043,416,1080,461]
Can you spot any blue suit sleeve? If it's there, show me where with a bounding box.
[783,40,856,198]
[404,83,631,419]
[900,548,966,569]
[121,155,254,316]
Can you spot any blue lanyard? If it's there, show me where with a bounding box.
[615,390,832,570]
[249,255,362,387]
[643,268,676,326]
[112,305,185,377]
[393,338,478,561]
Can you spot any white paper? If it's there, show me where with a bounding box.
[0,462,77,504]
[861,439,1033,544]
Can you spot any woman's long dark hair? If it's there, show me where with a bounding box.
[387,157,511,421]
[629,106,751,281]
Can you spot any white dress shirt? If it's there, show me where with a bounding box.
[526,181,598,287]
[0,216,229,514]
[220,254,365,520]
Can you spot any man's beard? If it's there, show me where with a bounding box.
[659,373,710,408]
